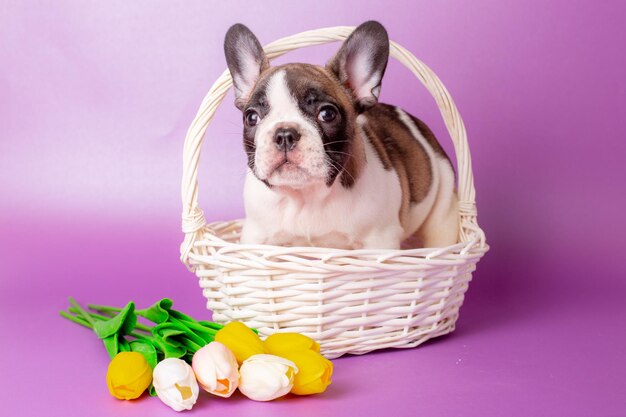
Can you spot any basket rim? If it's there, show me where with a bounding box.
[180,25,488,269]
[189,219,488,268]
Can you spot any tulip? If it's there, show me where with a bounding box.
[264,333,320,356]
[152,358,199,411]
[282,349,333,395]
[214,321,265,364]
[238,354,298,401]
[106,352,152,400]
[192,342,239,398]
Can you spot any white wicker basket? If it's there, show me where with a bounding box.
[180,26,488,359]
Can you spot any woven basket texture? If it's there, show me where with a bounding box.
[180,26,488,359]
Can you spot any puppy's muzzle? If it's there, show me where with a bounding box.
[273,127,301,152]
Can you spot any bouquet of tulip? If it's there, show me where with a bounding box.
[61,298,333,411]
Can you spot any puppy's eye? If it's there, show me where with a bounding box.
[318,106,337,123]
[245,110,260,127]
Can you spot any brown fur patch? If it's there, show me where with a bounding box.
[339,128,366,188]
[360,103,453,229]
[409,114,451,160]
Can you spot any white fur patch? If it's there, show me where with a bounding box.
[253,71,328,187]
[241,131,405,249]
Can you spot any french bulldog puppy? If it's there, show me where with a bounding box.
[224,21,458,249]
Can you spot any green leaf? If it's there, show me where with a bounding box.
[151,336,187,359]
[102,336,120,359]
[118,336,131,352]
[136,299,173,324]
[169,318,210,346]
[152,323,186,346]
[93,302,136,339]
[130,340,158,369]
[179,336,203,353]
[168,309,197,323]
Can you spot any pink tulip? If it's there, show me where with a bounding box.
[192,341,239,398]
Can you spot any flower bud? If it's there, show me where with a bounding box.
[106,352,152,400]
[153,358,199,411]
[264,333,320,356]
[214,321,265,364]
[283,349,333,395]
[238,354,298,401]
[192,342,239,398]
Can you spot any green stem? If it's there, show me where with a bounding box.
[87,303,223,335]
[87,304,122,313]
[179,319,219,335]
[199,321,225,332]
[68,297,97,328]
[133,323,152,333]
[68,307,152,333]
[95,310,117,318]
[63,310,151,342]
[60,311,92,329]
[180,336,203,352]
[69,306,108,320]
[169,317,210,346]
[130,331,151,340]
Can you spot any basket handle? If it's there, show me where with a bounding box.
[181,26,483,266]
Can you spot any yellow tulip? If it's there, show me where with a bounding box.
[106,352,152,400]
[283,349,333,395]
[214,321,265,364]
[264,333,320,356]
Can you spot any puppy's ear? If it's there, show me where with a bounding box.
[327,21,389,111]
[224,24,269,109]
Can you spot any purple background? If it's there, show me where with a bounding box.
[1,1,625,416]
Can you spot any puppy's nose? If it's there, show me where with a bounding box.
[273,127,301,152]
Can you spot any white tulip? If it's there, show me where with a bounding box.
[153,358,199,411]
[192,342,239,398]
[238,354,298,401]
